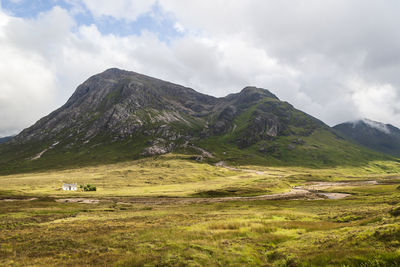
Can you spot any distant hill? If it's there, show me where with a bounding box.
[334,119,400,157]
[0,136,13,144]
[0,68,389,174]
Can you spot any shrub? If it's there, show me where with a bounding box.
[390,206,400,217]
[82,184,96,191]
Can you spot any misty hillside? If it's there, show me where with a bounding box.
[334,119,400,157]
[0,136,13,144]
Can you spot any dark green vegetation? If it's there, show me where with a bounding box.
[0,69,394,174]
[82,184,96,191]
[0,134,150,174]
[1,181,400,266]
[390,206,400,217]
[334,119,400,157]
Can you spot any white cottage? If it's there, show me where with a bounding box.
[62,183,77,191]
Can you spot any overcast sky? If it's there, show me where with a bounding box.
[1,0,400,136]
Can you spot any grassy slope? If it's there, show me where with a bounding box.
[1,129,392,177]
[198,127,394,168]
[0,134,150,175]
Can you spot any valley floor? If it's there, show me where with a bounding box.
[1,155,400,266]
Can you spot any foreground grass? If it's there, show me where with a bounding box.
[1,155,400,266]
[1,188,400,266]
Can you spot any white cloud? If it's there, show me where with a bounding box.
[362,119,390,134]
[0,10,60,136]
[157,0,400,126]
[81,0,156,21]
[173,22,184,33]
[350,79,400,126]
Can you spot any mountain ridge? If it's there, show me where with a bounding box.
[0,68,392,174]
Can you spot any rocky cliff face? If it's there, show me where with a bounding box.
[334,119,400,157]
[14,68,217,144]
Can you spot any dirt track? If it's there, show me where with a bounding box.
[0,197,38,202]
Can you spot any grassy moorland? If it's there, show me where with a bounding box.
[1,155,400,266]
[0,155,292,198]
[1,154,400,198]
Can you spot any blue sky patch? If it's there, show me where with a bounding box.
[0,0,183,42]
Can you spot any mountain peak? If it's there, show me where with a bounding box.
[347,118,391,134]
[96,67,132,77]
[94,68,144,81]
[361,119,391,134]
[102,67,125,74]
[334,118,400,156]
[239,86,279,100]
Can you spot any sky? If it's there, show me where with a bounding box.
[1,0,400,136]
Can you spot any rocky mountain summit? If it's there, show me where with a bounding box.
[334,119,400,157]
[0,69,387,173]
[11,68,325,153]
[14,68,215,144]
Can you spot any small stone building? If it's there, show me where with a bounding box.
[62,183,77,191]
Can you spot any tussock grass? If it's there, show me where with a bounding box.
[1,194,400,266]
[1,156,400,265]
[0,154,294,197]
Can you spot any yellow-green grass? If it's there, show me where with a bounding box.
[246,160,400,183]
[0,154,293,197]
[1,187,400,266]
[1,156,400,266]
[1,154,400,198]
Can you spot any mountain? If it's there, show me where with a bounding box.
[0,136,13,144]
[0,68,389,174]
[334,119,400,157]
